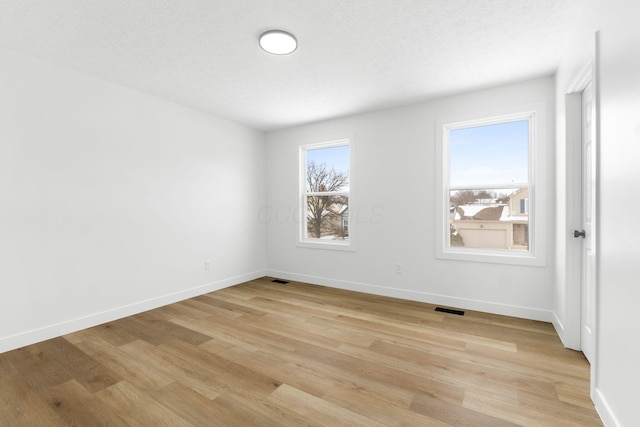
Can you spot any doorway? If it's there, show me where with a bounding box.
[579,80,596,364]
[565,58,598,376]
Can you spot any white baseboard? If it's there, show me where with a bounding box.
[595,388,620,427]
[551,311,582,351]
[267,269,552,322]
[552,311,565,336]
[555,312,583,351]
[0,270,266,354]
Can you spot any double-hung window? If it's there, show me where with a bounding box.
[436,108,545,266]
[299,139,352,250]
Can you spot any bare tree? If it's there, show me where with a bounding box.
[306,161,349,238]
[450,223,464,246]
[450,190,477,208]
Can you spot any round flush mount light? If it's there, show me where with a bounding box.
[259,30,297,55]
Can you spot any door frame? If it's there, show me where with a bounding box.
[565,57,598,399]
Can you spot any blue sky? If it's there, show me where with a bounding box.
[449,120,528,187]
[307,145,350,175]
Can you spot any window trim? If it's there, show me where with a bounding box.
[435,105,546,266]
[298,138,354,252]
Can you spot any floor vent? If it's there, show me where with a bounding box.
[435,307,465,316]
[272,279,289,284]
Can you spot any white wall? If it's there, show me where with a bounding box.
[555,1,640,425]
[0,47,266,353]
[265,77,556,321]
[592,1,640,425]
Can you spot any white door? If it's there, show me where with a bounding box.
[579,81,596,363]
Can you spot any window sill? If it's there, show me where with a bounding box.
[437,247,545,267]
[297,239,355,252]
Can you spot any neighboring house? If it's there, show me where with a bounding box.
[339,205,349,238]
[452,188,529,250]
[306,200,349,239]
[507,187,529,248]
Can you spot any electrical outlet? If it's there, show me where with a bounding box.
[205,260,212,271]
[395,263,403,274]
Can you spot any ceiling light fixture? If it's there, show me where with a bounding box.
[259,30,297,55]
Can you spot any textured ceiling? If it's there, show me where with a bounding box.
[0,1,585,131]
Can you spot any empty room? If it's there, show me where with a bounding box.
[0,1,637,426]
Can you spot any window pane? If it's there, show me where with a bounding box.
[449,187,528,250]
[306,145,349,192]
[305,195,349,240]
[449,120,528,187]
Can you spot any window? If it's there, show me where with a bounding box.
[299,139,352,250]
[436,108,545,266]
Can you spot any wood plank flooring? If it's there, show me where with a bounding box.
[0,277,602,426]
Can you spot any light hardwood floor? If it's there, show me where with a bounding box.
[0,277,602,426]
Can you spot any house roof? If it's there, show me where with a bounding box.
[508,187,528,198]
[455,204,518,222]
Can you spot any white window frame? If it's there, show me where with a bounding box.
[435,105,546,266]
[298,138,354,251]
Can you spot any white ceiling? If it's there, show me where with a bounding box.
[0,1,585,131]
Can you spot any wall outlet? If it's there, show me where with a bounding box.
[395,263,403,274]
[205,260,212,271]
